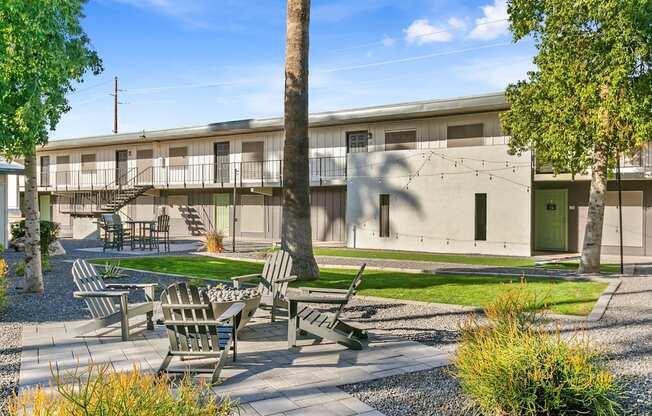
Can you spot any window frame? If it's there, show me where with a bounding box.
[346,131,369,153]
[379,194,390,238]
[474,193,487,241]
[384,129,417,151]
[81,153,97,172]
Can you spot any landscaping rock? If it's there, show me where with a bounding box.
[48,241,66,257]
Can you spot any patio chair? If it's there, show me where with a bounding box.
[149,214,170,252]
[99,213,131,251]
[158,282,244,384]
[231,250,297,322]
[72,259,156,341]
[287,264,367,350]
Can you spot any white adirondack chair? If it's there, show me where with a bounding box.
[158,282,244,384]
[72,259,156,341]
[231,250,297,321]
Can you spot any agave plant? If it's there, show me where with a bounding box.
[100,261,128,279]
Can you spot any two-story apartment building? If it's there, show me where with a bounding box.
[22,91,652,257]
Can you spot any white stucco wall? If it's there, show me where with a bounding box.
[346,144,533,256]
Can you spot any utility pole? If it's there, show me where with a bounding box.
[616,153,624,274]
[112,76,119,134]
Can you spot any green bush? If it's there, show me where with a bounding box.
[14,260,24,277]
[10,364,235,415]
[10,220,60,254]
[455,283,623,416]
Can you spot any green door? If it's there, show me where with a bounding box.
[213,193,230,236]
[534,189,568,251]
[39,195,51,221]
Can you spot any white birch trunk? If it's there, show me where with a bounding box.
[23,151,44,293]
[579,148,608,274]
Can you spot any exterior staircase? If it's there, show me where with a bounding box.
[57,167,154,217]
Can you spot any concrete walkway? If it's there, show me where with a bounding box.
[19,310,449,416]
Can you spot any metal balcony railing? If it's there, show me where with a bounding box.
[34,156,347,190]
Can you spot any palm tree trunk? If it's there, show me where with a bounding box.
[281,0,319,280]
[23,150,44,293]
[579,147,608,274]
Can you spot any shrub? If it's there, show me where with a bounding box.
[0,259,7,308]
[10,220,60,254]
[14,256,51,276]
[14,260,24,277]
[9,364,235,416]
[206,230,225,253]
[455,283,623,416]
[99,261,128,279]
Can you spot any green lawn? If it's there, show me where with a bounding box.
[92,256,607,316]
[312,248,536,267]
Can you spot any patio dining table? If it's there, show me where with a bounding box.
[125,220,156,250]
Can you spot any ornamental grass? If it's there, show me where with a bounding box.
[455,282,623,416]
[9,364,235,416]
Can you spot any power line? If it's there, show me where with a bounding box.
[321,42,512,73]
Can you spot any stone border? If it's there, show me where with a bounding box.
[587,278,622,322]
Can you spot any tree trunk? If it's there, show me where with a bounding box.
[23,150,44,293]
[579,148,608,274]
[281,0,319,280]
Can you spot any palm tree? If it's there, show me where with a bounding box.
[281,0,319,280]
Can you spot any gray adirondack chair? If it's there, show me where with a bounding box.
[72,259,156,341]
[288,264,367,350]
[158,282,244,384]
[231,250,297,321]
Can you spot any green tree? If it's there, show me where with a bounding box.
[282,0,319,280]
[502,0,652,273]
[0,0,102,292]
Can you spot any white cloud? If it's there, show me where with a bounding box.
[381,35,397,48]
[404,19,452,45]
[468,0,510,40]
[448,17,467,30]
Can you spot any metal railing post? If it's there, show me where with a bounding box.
[261,160,264,187]
[319,157,323,186]
[279,160,283,186]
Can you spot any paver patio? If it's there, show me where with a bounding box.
[18,309,450,416]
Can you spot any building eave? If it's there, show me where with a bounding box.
[41,91,508,151]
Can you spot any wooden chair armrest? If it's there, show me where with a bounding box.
[216,302,245,322]
[287,295,348,305]
[74,290,129,299]
[231,274,262,282]
[275,275,298,283]
[299,287,349,295]
[106,283,158,289]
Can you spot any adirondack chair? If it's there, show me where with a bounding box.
[158,282,244,384]
[287,264,367,350]
[231,250,297,321]
[72,259,156,341]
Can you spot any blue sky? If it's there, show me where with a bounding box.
[53,0,536,140]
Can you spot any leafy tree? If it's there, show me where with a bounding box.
[282,0,319,279]
[0,0,102,292]
[502,0,652,273]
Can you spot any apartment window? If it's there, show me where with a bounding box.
[475,193,487,241]
[379,194,390,238]
[347,131,369,153]
[169,146,188,166]
[40,156,50,185]
[385,129,417,151]
[447,123,484,148]
[81,154,96,171]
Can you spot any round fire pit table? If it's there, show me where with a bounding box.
[206,286,261,330]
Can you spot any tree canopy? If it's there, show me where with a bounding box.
[0,0,102,158]
[502,0,652,174]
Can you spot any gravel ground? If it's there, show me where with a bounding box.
[0,239,199,415]
[341,276,652,416]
